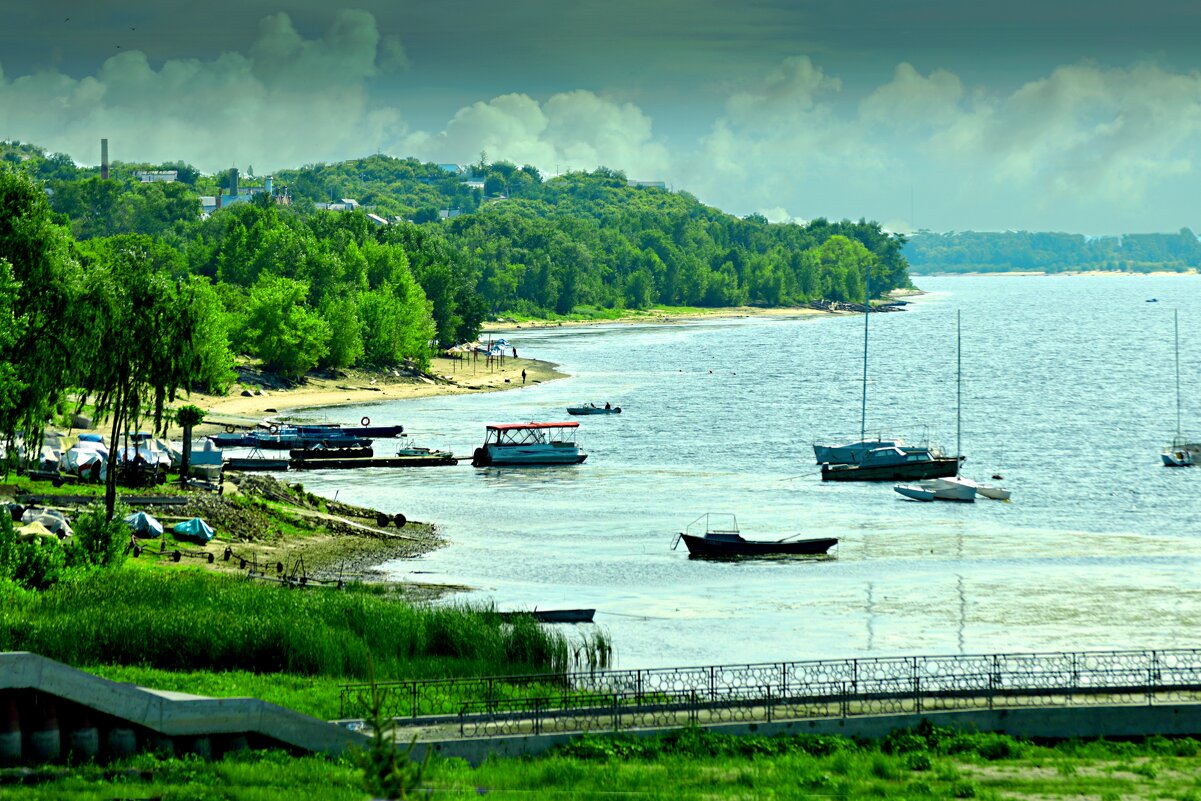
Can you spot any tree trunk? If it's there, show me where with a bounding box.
[179,423,193,488]
[105,385,123,521]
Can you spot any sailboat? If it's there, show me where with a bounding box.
[1162,309,1198,467]
[813,268,942,466]
[894,312,1010,502]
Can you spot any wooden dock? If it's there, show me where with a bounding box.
[288,455,459,470]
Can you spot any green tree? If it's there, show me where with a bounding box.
[0,171,82,462]
[243,275,331,381]
[74,234,205,518]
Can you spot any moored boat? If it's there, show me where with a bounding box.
[471,422,587,467]
[1162,310,1198,467]
[567,403,621,415]
[823,447,962,482]
[895,476,977,503]
[671,513,837,558]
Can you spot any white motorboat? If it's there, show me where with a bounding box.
[471,422,588,467]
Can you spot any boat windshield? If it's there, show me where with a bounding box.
[684,512,739,537]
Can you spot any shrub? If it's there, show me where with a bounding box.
[65,504,128,568]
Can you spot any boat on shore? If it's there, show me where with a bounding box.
[671,513,837,558]
[471,422,588,467]
[567,403,621,415]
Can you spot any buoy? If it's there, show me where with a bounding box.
[393,513,407,528]
[376,513,391,528]
[361,416,371,427]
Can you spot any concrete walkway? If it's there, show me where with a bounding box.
[0,652,366,764]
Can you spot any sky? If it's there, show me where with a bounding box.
[2,1,1200,234]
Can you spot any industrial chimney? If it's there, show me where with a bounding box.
[230,167,239,198]
[101,139,109,180]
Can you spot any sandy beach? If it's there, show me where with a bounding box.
[184,354,563,433]
[482,304,836,332]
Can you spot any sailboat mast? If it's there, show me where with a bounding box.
[956,309,962,476]
[861,266,870,442]
[1175,309,1182,439]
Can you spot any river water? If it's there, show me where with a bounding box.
[295,275,1201,669]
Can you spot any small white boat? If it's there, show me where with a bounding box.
[471,422,587,467]
[1162,446,1195,468]
[895,476,977,503]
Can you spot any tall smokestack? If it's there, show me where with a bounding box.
[230,167,239,197]
[101,139,109,180]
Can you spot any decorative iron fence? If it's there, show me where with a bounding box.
[339,648,1201,738]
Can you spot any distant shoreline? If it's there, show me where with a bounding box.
[911,269,1199,277]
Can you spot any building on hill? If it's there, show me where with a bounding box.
[315,198,360,212]
[366,212,389,226]
[437,163,463,174]
[135,170,177,183]
[438,208,462,220]
[628,180,666,189]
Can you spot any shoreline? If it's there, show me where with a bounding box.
[482,303,842,332]
[911,269,1200,278]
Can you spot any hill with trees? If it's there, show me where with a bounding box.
[2,140,912,397]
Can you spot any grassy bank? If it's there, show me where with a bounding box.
[0,569,606,683]
[5,727,1201,800]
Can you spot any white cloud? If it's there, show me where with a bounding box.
[403,90,671,179]
[0,11,404,172]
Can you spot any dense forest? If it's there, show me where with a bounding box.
[905,230,1201,274]
[1,140,912,406]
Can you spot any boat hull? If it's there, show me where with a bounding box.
[496,609,596,623]
[566,408,621,415]
[895,477,977,502]
[473,445,587,467]
[1163,450,1195,467]
[822,457,963,482]
[680,533,838,557]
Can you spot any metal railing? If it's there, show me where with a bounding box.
[339,648,1201,737]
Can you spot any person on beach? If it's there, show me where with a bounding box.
[512,347,518,358]
[521,369,527,384]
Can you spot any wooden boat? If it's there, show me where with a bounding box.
[496,609,596,624]
[672,513,837,558]
[567,404,621,415]
[224,456,290,471]
[472,422,587,467]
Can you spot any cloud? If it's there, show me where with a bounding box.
[934,61,1201,202]
[403,90,671,178]
[0,10,404,172]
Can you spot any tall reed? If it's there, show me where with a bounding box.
[0,570,610,680]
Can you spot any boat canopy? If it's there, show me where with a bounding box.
[486,422,579,431]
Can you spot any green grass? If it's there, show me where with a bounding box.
[0,569,608,683]
[6,730,1201,800]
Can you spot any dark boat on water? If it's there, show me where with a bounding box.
[672,514,837,558]
[495,609,596,623]
[821,447,962,482]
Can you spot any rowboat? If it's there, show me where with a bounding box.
[472,422,587,467]
[671,513,837,558]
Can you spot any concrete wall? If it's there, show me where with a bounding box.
[412,703,1201,766]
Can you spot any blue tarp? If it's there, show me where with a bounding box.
[123,511,163,538]
[172,517,215,545]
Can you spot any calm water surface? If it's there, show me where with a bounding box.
[296,275,1201,668]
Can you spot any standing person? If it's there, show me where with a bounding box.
[512,346,518,358]
[521,369,527,384]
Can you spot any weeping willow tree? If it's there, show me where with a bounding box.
[74,235,205,518]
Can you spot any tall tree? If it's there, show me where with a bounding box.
[0,171,82,462]
[74,235,204,517]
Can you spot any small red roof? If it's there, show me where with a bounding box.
[486,421,580,431]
